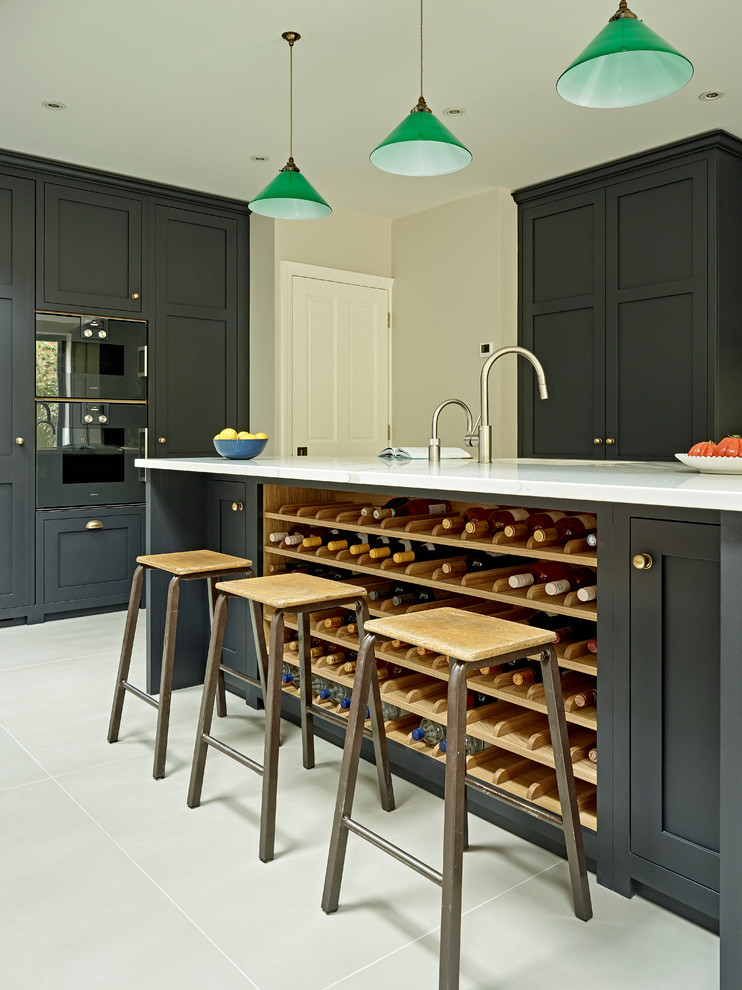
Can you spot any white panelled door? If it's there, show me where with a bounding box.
[290,275,390,458]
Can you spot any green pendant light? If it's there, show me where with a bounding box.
[250,31,331,220]
[370,0,471,176]
[557,1,693,109]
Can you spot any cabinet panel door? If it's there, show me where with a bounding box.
[152,206,241,457]
[630,518,720,891]
[0,174,35,613]
[519,192,606,458]
[606,163,708,460]
[41,183,145,314]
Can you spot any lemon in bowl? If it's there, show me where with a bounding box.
[213,428,268,459]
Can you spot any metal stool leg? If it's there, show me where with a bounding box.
[187,593,230,808]
[107,564,146,744]
[259,609,286,862]
[297,611,315,769]
[540,646,593,921]
[439,661,469,990]
[208,576,228,719]
[152,575,181,780]
[322,632,379,914]
[355,599,395,812]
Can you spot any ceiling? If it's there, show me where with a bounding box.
[2,0,740,219]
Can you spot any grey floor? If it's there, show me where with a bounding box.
[0,611,719,990]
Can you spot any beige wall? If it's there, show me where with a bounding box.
[249,192,519,457]
[390,189,518,454]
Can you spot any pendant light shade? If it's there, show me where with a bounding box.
[250,32,331,220]
[370,97,472,176]
[370,1,471,177]
[557,1,693,109]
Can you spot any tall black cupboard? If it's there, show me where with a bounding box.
[516,131,742,461]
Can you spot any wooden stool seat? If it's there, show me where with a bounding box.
[364,608,556,663]
[322,607,592,990]
[216,573,368,609]
[137,549,252,576]
[187,572,394,863]
[107,549,253,779]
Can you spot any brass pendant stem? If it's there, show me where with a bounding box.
[281,31,301,163]
[420,0,424,100]
[610,0,638,21]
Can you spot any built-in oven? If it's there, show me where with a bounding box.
[36,400,147,508]
[36,312,147,402]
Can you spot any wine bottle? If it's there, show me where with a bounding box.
[283,526,325,547]
[528,614,575,643]
[544,568,597,596]
[588,746,598,764]
[287,636,322,653]
[311,673,331,697]
[532,514,598,546]
[439,735,485,756]
[367,537,413,561]
[301,528,348,549]
[440,551,503,577]
[508,560,572,590]
[586,532,598,548]
[466,506,531,537]
[281,661,299,686]
[511,660,543,686]
[392,542,458,565]
[391,586,441,607]
[574,686,597,708]
[411,718,446,746]
[367,582,406,602]
[348,534,397,557]
[381,701,405,721]
[317,650,347,666]
[502,510,567,541]
[441,506,500,533]
[587,638,598,654]
[576,585,597,603]
[372,497,451,520]
[323,612,357,630]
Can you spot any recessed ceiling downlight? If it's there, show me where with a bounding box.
[250,154,270,162]
[42,100,66,111]
[443,107,466,117]
[699,90,724,101]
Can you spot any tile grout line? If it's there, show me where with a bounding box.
[319,860,563,990]
[0,721,263,990]
[0,645,146,673]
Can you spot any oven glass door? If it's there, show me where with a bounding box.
[36,401,147,508]
[36,313,147,401]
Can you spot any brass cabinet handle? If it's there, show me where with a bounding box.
[632,553,653,570]
[131,292,140,300]
[231,501,244,512]
[158,437,167,444]
[606,437,615,445]
[593,437,603,445]
[15,437,24,446]
[86,520,104,530]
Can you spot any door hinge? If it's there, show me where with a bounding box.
[387,312,391,328]
[387,424,391,444]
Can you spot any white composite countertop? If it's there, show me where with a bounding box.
[135,454,742,512]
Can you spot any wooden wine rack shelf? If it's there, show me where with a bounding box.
[263,485,599,835]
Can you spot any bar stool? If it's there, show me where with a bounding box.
[107,549,253,780]
[322,607,592,990]
[187,572,395,863]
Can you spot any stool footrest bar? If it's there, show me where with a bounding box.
[342,816,443,887]
[463,774,563,828]
[122,681,159,710]
[202,734,264,775]
[219,665,262,690]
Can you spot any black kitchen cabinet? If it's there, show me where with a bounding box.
[36,504,144,618]
[516,131,742,460]
[0,173,35,620]
[612,511,721,925]
[208,478,259,698]
[39,181,146,316]
[150,204,248,458]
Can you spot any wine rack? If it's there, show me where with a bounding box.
[262,485,598,831]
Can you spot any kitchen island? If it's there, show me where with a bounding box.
[136,454,740,988]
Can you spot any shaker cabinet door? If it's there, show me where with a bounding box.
[0,173,35,615]
[519,191,606,459]
[40,182,145,315]
[629,517,720,893]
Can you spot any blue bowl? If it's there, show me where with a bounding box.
[213,437,268,460]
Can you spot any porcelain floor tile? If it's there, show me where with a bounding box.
[0,723,49,791]
[0,609,142,670]
[0,778,259,990]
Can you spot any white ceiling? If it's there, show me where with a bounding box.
[1,0,740,219]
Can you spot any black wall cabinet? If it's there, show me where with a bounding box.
[39,182,146,316]
[516,132,742,460]
[0,173,35,617]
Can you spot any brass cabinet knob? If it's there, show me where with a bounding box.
[593,437,603,445]
[131,292,140,300]
[85,520,104,530]
[606,437,615,445]
[15,437,24,446]
[158,437,167,444]
[231,501,244,512]
[632,553,653,570]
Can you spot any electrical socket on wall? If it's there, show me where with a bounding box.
[480,342,492,357]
